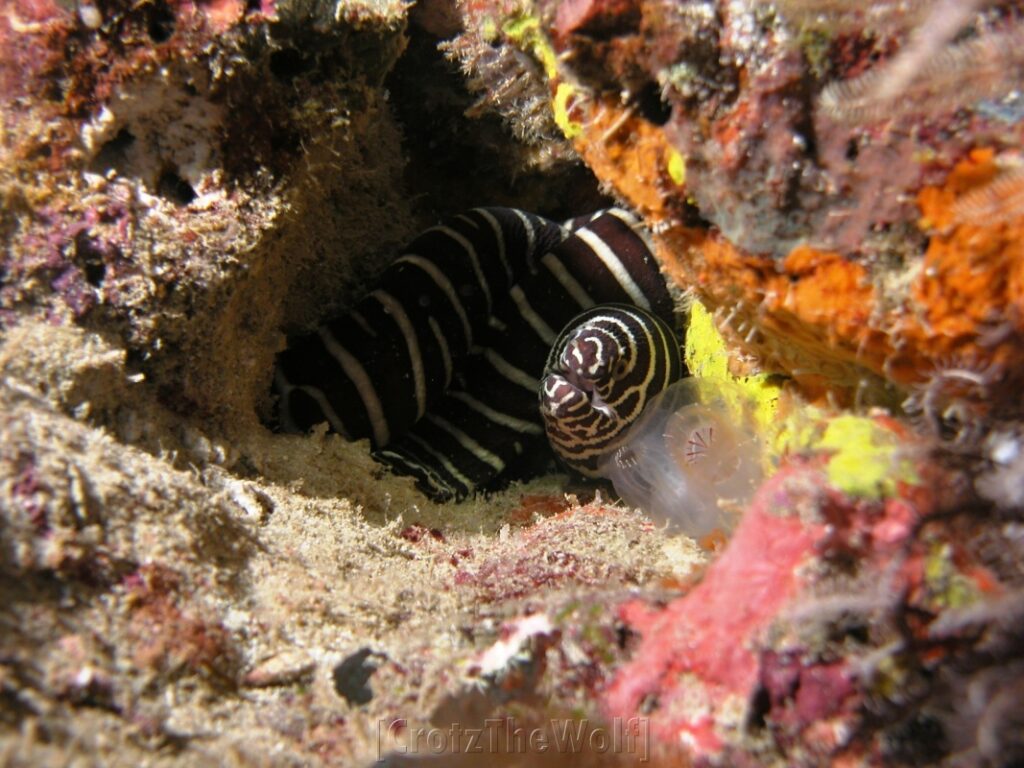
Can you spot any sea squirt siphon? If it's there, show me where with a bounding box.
[598,378,764,539]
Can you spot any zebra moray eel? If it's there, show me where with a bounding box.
[541,303,682,476]
[273,207,683,501]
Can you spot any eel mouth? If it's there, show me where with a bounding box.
[561,365,615,416]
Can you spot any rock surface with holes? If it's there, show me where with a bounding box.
[0,0,416,427]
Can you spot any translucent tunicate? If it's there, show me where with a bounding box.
[597,377,765,538]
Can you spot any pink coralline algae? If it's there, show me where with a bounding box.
[603,465,828,754]
[452,505,659,603]
[10,453,47,533]
[757,652,857,744]
[598,456,1008,763]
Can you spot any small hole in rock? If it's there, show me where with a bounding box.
[637,82,672,125]
[269,126,300,154]
[845,138,860,162]
[84,262,106,287]
[269,48,313,82]
[74,231,107,287]
[92,128,136,174]
[747,685,770,730]
[156,169,196,205]
[146,1,176,42]
[332,648,382,706]
[883,714,948,765]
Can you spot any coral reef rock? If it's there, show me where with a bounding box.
[2,0,1023,766]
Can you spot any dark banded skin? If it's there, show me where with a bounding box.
[541,304,683,475]
[274,207,682,501]
[275,208,567,446]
